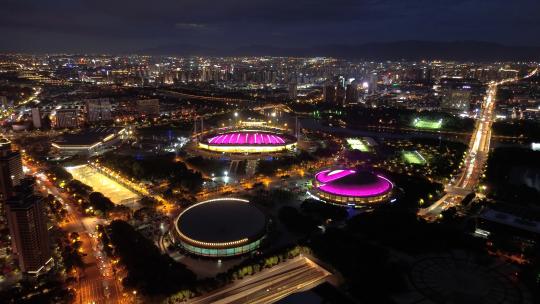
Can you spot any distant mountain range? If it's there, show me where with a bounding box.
[140,40,540,61]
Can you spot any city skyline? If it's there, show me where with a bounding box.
[0,1,539,304]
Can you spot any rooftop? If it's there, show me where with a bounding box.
[315,169,393,197]
[52,127,124,147]
[176,199,267,245]
[480,207,540,234]
[205,130,294,146]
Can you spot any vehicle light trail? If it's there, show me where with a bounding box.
[419,68,538,220]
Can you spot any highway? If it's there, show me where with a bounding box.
[419,68,538,220]
[187,256,331,304]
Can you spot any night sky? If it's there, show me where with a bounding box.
[1,0,539,53]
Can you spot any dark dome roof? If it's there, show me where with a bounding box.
[176,199,267,245]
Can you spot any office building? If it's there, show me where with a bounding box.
[439,77,483,113]
[441,89,472,112]
[0,138,23,203]
[54,108,79,128]
[6,178,52,275]
[288,82,298,100]
[323,82,336,103]
[368,73,378,94]
[336,83,346,105]
[31,108,41,129]
[85,98,112,122]
[345,82,359,105]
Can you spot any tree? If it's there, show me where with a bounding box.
[278,206,318,234]
[107,220,196,296]
[88,192,114,213]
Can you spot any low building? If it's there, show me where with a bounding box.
[475,206,539,243]
[51,127,126,156]
[136,99,160,117]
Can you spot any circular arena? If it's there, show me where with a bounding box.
[198,129,297,153]
[174,198,268,257]
[309,169,393,208]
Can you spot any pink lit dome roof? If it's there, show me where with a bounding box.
[314,169,393,197]
[205,131,294,146]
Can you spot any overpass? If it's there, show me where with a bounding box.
[187,256,332,304]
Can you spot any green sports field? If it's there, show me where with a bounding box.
[402,150,427,165]
[412,118,443,129]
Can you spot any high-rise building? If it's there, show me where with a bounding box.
[85,98,112,123]
[323,82,336,103]
[0,138,23,203]
[136,99,160,117]
[54,108,79,128]
[345,82,359,105]
[0,96,8,108]
[336,83,346,105]
[368,73,378,94]
[31,107,41,129]
[439,78,477,113]
[441,89,472,112]
[6,178,52,275]
[288,82,298,100]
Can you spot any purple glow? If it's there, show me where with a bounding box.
[207,132,288,145]
[315,169,356,183]
[315,170,392,197]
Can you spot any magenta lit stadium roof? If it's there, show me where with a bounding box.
[314,169,393,197]
[204,131,295,146]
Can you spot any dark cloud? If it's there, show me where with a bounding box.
[0,0,539,53]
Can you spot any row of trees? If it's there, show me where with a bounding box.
[100,153,204,193]
[106,220,196,297]
[64,179,116,215]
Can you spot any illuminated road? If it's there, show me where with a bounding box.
[187,256,331,304]
[24,160,127,304]
[0,87,41,121]
[419,68,538,220]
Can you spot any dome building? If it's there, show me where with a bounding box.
[198,129,297,154]
[309,169,393,208]
[173,198,268,257]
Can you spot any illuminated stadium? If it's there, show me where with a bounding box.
[198,129,297,153]
[173,198,268,257]
[309,169,393,207]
